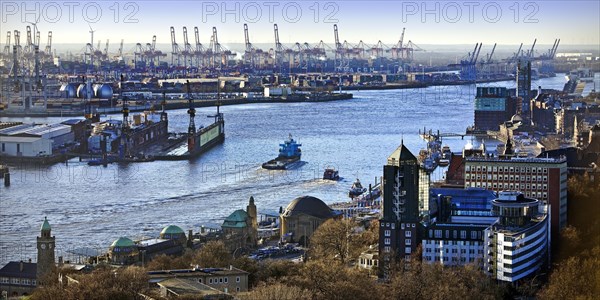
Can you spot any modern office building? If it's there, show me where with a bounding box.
[484,191,550,282]
[474,87,518,131]
[422,188,498,266]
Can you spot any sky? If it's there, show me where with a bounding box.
[1,0,599,48]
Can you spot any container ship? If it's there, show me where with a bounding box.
[262,134,302,170]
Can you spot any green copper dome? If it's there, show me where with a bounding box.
[160,225,184,235]
[111,237,135,248]
[41,216,51,231]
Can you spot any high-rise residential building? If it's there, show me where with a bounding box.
[379,142,430,277]
[484,191,550,282]
[464,156,566,244]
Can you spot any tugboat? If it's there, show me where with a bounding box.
[262,134,302,170]
[348,178,367,198]
[323,168,340,180]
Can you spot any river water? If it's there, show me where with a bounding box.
[0,74,597,264]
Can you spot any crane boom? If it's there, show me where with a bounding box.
[487,43,496,63]
[529,38,537,58]
[473,42,482,64]
[244,23,252,52]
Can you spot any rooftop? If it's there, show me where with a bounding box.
[148,266,248,279]
[282,196,337,219]
[222,210,249,228]
[161,225,185,235]
[156,278,224,297]
[111,237,136,248]
[465,156,567,164]
[0,261,37,279]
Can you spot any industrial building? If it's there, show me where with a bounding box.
[0,123,74,157]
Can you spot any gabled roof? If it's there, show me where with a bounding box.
[388,142,417,162]
[0,261,37,279]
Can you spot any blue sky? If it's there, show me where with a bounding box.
[2,0,599,46]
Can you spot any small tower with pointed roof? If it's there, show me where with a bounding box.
[37,216,55,283]
[247,196,258,245]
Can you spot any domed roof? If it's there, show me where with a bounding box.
[160,225,184,235]
[111,237,135,248]
[282,196,335,219]
[41,216,51,231]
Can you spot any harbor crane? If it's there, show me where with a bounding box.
[193,27,206,68]
[170,26,181,66]
[3,31,11,58]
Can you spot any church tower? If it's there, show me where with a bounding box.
[37,217,55,283]
[247,196,258,245]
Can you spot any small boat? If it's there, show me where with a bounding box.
[323,168,340,180]
[87,156,116,166]
[262,134,302,170]
[348,178,367,197]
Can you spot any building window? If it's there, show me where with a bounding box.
[405,231,411,237]
[1,143,4,152]
[224,277,228,283]
[391,223,395,229]
[384,246,391,253]
[209,278,213,284]
[405,247,411,254]
[406,239,412,245]
[384,238,391,245]
[219,278,223,283]
[384,230,391,237]
[198,278,203,283]
[237,287,240,292]
[435,230,442,238]
[11,278,19,284]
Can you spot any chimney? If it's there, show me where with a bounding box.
[19,261,24,272]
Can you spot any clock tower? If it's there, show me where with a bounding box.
[36,216,55,284]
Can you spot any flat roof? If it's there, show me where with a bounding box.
[0,136,43,143]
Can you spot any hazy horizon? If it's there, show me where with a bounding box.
[2,1,599,46]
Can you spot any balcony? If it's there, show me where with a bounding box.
[393,199,406,206]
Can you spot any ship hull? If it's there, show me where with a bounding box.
[154,120,225,160]
[261,156,302,170]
